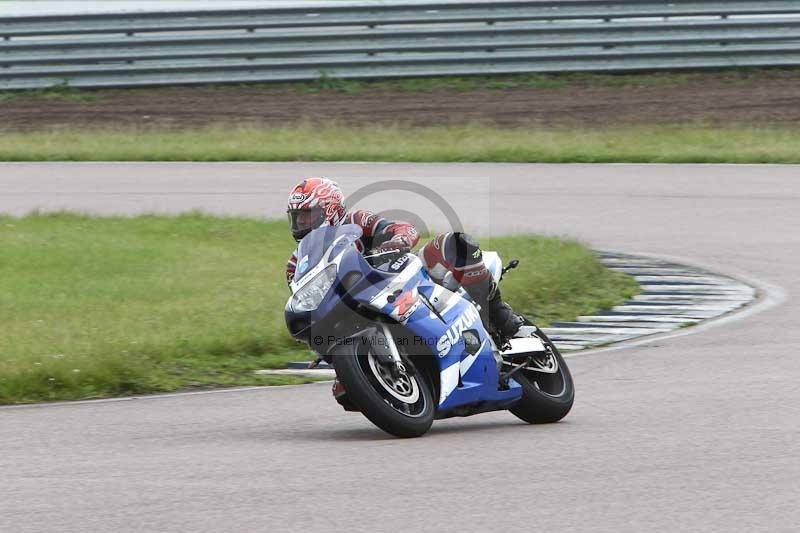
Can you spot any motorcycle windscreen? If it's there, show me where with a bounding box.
[294,224,363,282]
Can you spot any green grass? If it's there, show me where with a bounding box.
[1,124,798,163]
[0,213,638,404]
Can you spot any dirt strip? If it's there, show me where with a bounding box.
[2,69,799,131]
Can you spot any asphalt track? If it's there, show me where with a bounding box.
[1,163,799,533]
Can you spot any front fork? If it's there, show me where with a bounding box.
[333,323,414,379]
[374,323,417,378]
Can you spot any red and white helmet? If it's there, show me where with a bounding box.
[287,177,347,241]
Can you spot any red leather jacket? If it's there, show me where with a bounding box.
[286,209,419,284]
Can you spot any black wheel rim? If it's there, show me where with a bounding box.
[357,349,429,418]
[505,339,568,398]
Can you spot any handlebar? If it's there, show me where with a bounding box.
[364,248,410,267]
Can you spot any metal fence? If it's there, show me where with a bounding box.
[1,0,800,90]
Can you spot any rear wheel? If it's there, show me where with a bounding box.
[508,329,574,424]
[332,342,435,438]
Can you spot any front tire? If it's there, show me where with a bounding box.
[508,330,574,424]
[332,343,435,438]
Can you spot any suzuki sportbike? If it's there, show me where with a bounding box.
[285,224,574,437]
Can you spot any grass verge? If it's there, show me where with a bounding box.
[1,124,798,163]
[1,68,783,100]
[280,70,702,93]
[0,80,100,103]
[0,213,638,404]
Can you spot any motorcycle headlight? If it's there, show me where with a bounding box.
[291,264,338,312]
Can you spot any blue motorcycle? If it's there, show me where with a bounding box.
[285,224,574,437]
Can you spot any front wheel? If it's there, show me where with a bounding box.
[508,329,574,424]
[332,342,435,438]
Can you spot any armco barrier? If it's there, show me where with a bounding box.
[1,0,799,89]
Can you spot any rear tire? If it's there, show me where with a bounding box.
[508,330,574,424]
[332,343,435,438]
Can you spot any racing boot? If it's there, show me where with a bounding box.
[441,232,524,339]
[465,277,525,339]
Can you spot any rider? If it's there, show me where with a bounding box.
[286,177,524,339]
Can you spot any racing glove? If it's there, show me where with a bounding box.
[375,235,413,255]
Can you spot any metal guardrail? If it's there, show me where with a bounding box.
[1,0,799,90]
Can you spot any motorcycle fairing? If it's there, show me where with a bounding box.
[343,252,522,413]
[286,225,523,415]
[291,224,362,289]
